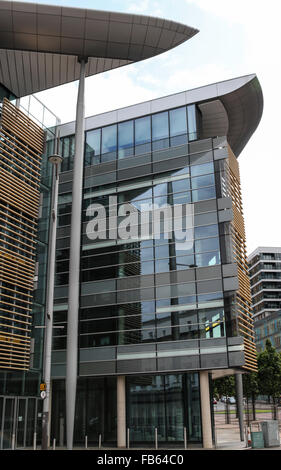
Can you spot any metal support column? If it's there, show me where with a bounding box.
[66,57,87,450]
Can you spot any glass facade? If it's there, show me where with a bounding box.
[51,372,201,446]
[83,104,200,167]
[50,100,246,448]
[54,155,224,351]
[127,373,201,445]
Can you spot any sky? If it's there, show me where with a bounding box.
[11,0,281,255]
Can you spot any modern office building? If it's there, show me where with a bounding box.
[248,247,281,352]
[0,0,263,450]
[49,72,263,449]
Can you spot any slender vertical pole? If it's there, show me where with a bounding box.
[199,371,213,449]
[235,373,245,441]
[41,140,61,450]
[66,58,87,450]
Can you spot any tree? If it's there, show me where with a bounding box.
[242,370,259,424]
[257,339,281,418]
[214,375,235,424]
[215,375,235,399]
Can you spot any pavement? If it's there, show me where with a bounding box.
[44,423,280,451]
[6,408,281,452]
[214,421,281,451]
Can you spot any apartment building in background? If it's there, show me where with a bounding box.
[0,0,263,450]
[248,247,281,352]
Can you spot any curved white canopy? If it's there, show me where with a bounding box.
[0,0,198,97]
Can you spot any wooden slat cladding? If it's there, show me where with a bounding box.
[1,98,45,154]
[0,99,44,371]
[227,145,258,372]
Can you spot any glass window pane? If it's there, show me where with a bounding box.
[187,104,197,140]
[85,129,101,165]
[153,182,167,205]
[152,112,169,150]
[172,178,191,193]
[118,120,134,159]
[195,237,220,253]
[169,107,187,136]
[191,174,215,189]
[190,162,214,177]
[135,116,151,145]
[172,191,191,205]
[135,115,151,155]
[194,224,218,239]
[192,186,216,202]
[169,107,188,146]
[196,251,221,267]
[61,135,75,171]
[101,124,117,162]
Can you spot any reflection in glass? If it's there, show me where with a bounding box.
[101,124,117,162]
[196,251,221,267]
[190,162,214,177]
[191,173,215,189]
[127,373,201,444]
[187,104,197,140]
[194,224,218,239]
[118,120,134,159]
[85,129,101,165]
[53,377,117,446]
[152,112,169,150]
[135,116,151,155]
[192,186,216,202]
[198,307,224,338]
[169,107,188,147]
[60,135,75,172]
[195,237,220,253]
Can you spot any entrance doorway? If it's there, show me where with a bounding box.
[0,396,42,449]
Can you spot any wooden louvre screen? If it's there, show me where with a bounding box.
[227,146,258,372]
[0,98,45,371]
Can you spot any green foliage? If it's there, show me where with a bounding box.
[242,370,259,399]
[257,339,281,402]
[214,375,235,398]
[214,340,281,402]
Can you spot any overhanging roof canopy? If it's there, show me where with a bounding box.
[0,0,198,97]
[59,73,263,158]
[197,74,263,156]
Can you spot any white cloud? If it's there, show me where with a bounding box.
[127,0,150,13]
[185,0,281,25]
[127,0,163,16]
[84,67,157,117]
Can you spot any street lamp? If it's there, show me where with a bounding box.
[41,145,63,450]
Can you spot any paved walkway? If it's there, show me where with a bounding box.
[214,421,281,450]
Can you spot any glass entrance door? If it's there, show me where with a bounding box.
[0,396,41,449]
[1,397,16,449]
[16,398,27,448]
